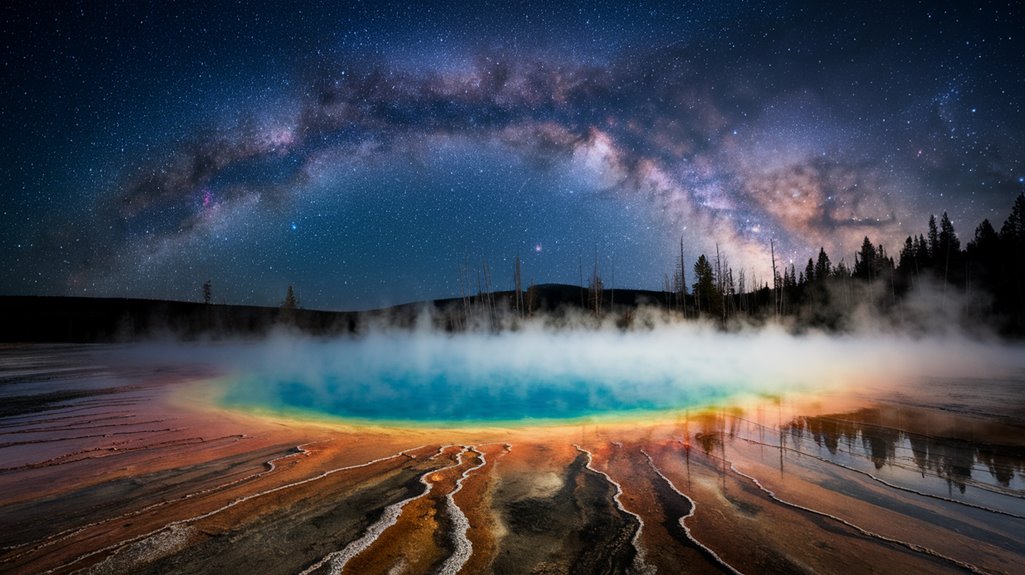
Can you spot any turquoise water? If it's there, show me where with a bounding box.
[211,332,814,425]
[220,368,742,424]
[219,370,742,425]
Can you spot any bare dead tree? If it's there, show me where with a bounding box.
[590,251,603,317]
[482,256,495,327]
[715,243,725,325]
[663,272,672,311]
[770,237,774,317]
[610,261,615,313]
[527,278,537,317]
[726,266,736,319]
[579,259,585,308]
[513,253,523,318]
[738,269,747,314]
[459,256,471,329]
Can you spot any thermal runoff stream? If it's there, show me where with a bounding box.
[2,329,1025,575]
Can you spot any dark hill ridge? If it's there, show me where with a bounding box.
[0,295,353,342]
[0,285,667,342]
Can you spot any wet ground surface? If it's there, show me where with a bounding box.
[1,344,1024,574]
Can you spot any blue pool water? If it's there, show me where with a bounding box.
[220,370,743,424]
[211,331,823,425]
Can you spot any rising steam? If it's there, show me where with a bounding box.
[123,317,1025,425]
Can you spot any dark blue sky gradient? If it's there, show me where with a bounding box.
[2,1,1022,309]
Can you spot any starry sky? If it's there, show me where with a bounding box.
[2,1,1023,310]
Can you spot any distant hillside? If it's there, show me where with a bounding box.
[0,285,669,342]
[0,296,354,342]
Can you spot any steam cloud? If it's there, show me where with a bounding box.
[125,318,1025,425]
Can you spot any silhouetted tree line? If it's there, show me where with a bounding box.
[670,193,1025,334]
[15,195,1024,341]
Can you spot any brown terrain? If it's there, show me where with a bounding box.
[1,344,1024,574]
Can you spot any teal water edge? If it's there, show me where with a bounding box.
[217,369,751,427]
[204,329,880,427]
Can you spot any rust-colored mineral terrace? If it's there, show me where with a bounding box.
[2,343,1024,575]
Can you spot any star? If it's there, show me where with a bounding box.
[0,2,1020,309]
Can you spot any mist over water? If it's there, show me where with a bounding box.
[160,321,1025,425]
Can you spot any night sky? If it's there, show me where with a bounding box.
[2,1,1022,310]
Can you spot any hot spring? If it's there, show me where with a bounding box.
[202,326,996,426]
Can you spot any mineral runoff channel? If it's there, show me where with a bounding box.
[1,342,1025,575]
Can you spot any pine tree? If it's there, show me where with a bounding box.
[998,193,1025,329]
[972,219,998,250]
[937,212,962,288]
[692,254,719,318]
[928,214,940,260]
[835,259,851,277]
[898,236,915,274]
[279,285,298,324]
[939,212,961,255]
[854,236,878,280]
[785,264,796,289]
[915,234,930,269]
[1000,192,1025,242]
[202,280,212,305]
[814,247,831,281]
[967,219,999,295]
[283,285,297,311]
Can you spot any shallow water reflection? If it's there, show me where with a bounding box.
[774,405,1025,519]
